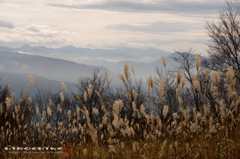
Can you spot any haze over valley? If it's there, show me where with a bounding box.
[0,44,186,95]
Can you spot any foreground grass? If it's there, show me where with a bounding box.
[1,59,240,158]
[3,131,240,159]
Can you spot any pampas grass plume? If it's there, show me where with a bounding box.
[124,63,130,80]
[223,63,226,71]
[182,78,185,89]
[140,104,145,114]
[27,74,36,85]
[60,92,64,102]
[130,66,135,77]
[67,110,71,122]
[88,84,93,98]
[161,55,166,68]
[61,82,67,92]
[147,76,154,91]
[118,73,126,85]
[195,55,200,72]
[125,92,131,102]
[28,97,32,104]
[158,79,164,102]
[49,99,52,107]
[84,91,88,102]
[47,107,52,117]
[6,97,12,110]
[8,84,11,92]
[212,71,220,87]
[193,80,200,92]
[163,105,169,119]
[11,92,16,101]
[36,107,39,115]
[227,66,234,84]
[132,89,138,101]
[83,149,87,156]
[113,100,123,116]
[105,69,110,87]
[93,108,99,115]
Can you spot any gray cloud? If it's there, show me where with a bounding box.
[27,26,40,32]
[49,1,226,14]
[0,19,14,28]
[107,21,199,33]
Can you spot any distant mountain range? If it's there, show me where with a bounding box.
[0,44,204,95]
[0,50,114,83]
[0,44,177,79]
[0,44,171,64]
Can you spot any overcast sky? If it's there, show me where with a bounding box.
[0,0,233,55]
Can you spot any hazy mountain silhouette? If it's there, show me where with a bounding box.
[0,50,115,83]
[0,71,77,97]
[0,45,205,86]
[0,44,170,64]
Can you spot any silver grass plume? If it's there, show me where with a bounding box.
[124,63,130,80]
[27,74,36,85]
[158,79,165,103]
[88,84,93,98]
[61,82,68,92]
[84,91,88,102]
[8,84,11,92]
[125,92,131,103]
[130,66,135,77]
[11,92,16,102]
[132,89,138,101]
[161,55,166,68]
[195,55,200,72]
[59,92,64,102]
[182,78,185,89]
[227,66,234,84]
[67,110,71,122]
[28,97,32,104]
[105,69,110,87]
[212,71,220,87]
[163,105,169,119]
[118,73,126,85]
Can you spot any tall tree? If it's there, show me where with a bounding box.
[206,2,240,76]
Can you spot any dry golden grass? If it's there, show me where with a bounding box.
[1,60,240,159]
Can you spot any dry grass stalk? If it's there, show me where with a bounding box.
[177,71,181,85]
[105,69,110,87]
[124,63,130,80]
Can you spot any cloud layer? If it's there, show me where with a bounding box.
[49,0,224,14]
[0,19,14,28]
[0,0,235,55]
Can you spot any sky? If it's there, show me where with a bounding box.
[0,0,233,55]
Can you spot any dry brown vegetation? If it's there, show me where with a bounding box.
[1,2,240,158]
[0,55,240,159]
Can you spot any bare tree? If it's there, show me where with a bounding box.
[206,2,240,76]
[172,50,205,111]
[74,69,112,126]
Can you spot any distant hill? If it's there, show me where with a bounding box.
[0,44,171,65]
[0,50,115,83]
[0,71,77,97]
[0,45,206,85]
